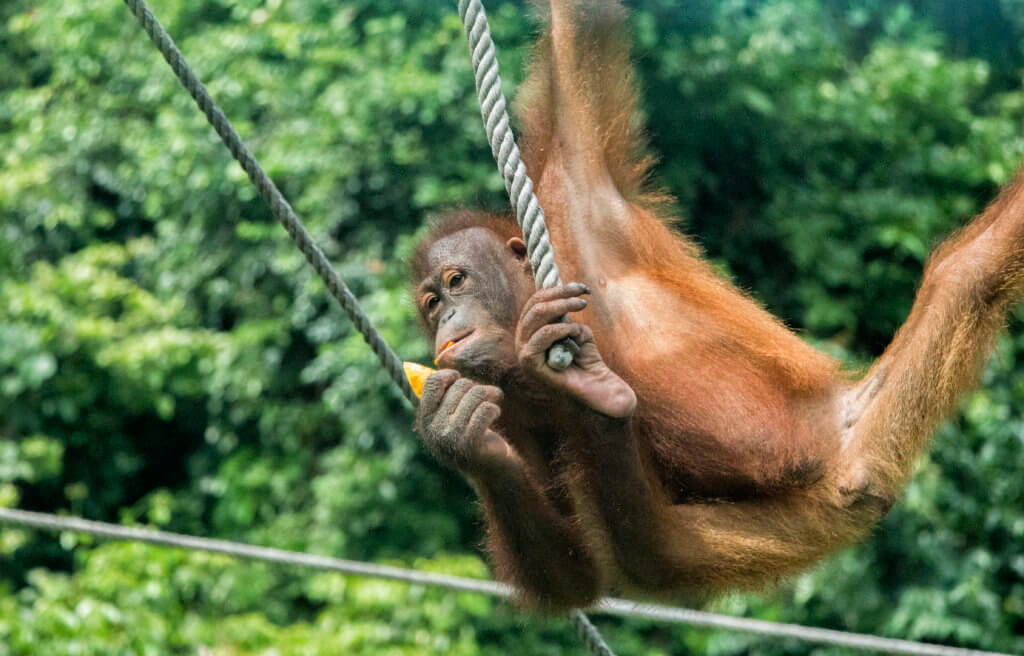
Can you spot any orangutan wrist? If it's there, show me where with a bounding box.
[466,431,522,478]
[574,367,637,419]
[576,402,633,444]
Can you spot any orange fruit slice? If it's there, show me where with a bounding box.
[433,340,457,366]
[404,362,437,398]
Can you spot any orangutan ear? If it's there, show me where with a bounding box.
[506,237,528,260]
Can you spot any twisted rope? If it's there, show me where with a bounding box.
[120,0,416,405]
[0,509,1011,656]
[568,609,616,656]
[456,0,574,371]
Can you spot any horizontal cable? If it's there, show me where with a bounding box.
[0,508,1010,656]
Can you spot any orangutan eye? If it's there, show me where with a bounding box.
[448,272,465,289]
[425,295,440,312]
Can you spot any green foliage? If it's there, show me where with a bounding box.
[2,0,1023,653]
[0,545,595,656]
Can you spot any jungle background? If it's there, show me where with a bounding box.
[2,0,1024,653]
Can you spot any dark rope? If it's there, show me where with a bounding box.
[568,609,617,656]
[120,0,416,405]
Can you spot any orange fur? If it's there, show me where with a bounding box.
[518,0,659,207]
[517,0,1022,600]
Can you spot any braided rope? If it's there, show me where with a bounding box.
[0,509,1011,656]
[456,0,574,371]
[568,609,616,656]
[120,0,416,405]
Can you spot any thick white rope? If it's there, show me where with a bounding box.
[0,509,1011,656]
[456,0,574,371]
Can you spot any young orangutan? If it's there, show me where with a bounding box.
[409,0,1024,610]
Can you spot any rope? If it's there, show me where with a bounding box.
[569,609,616,656]
[120,0,416,405]
[0,509,1010,656]
[456,0,573,371]
[118,0,607,651]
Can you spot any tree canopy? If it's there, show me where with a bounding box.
[2,0,1023,653]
